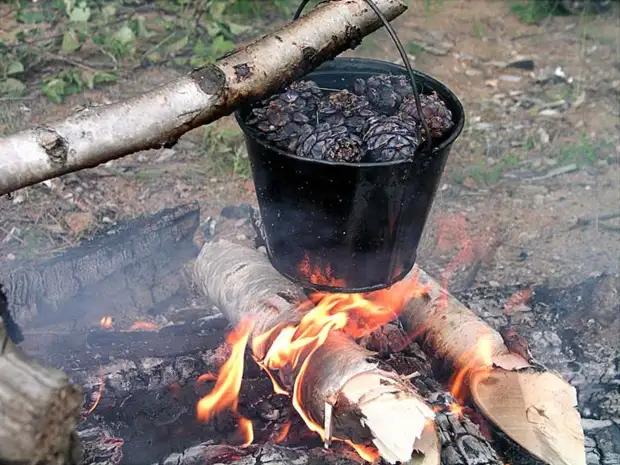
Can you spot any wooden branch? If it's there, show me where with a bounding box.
[0,324,83,465]
[400,266,587,465]
[192,240,438,465]
[0,0,407,196]
[1,202,199,329]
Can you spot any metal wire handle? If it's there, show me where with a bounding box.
[293,0,433,154]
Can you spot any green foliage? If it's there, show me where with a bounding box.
[0,0,290,102]
[556,134,614,166]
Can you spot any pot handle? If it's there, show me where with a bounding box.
[293,0,434,156]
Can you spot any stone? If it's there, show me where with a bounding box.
[221,204,253,220]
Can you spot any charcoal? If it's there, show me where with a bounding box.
[296,122,363,162]
[353,74,413,115]
[399,91,454,139]
[362,115,420,162]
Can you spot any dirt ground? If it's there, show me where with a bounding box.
[1,0,619,292]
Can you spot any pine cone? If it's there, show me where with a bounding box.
[398,91,454,139]
[297,122,363,162]
[246,80,324,152]
[362,115,420,162]
[354,74,413,115]
[317,90,377,135]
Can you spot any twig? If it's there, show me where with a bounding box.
[568,211,620,231]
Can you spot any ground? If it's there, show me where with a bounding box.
[1,0,619,293]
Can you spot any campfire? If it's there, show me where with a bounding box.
[0,201,608,465]
[0,1,616,464]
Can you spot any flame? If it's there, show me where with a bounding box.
[272,420,291,443]
[196,317,255,446]
[298,253,346,287]
[346,440,381,463]
[84,368,105,417]
[100,316,113,329]
[196,373,217,383]
[449,332,494,403]
[195,270,431,460]
[129,321,159,331]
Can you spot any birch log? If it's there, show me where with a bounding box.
[192,240,439,465]
[400,266,587,465]
[0,324,83,465]
[0,0,407,196]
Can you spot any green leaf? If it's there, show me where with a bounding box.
[42,78,66,103]
[61,29,81,53]
[165,35,189,55]
[145,51,162,64]
[0,78,26,97]
[6,61,24,76]
[210,35,235,55]
[193,39,209,57]
[209,1,228,21]
[113,25,135,46]
[93,71,116,85]
[228,22,252,35]
[17,9,46,24]
[190,55,215,68]
[69,3,91,22]
[101,4,117,19]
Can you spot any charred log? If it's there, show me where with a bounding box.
[0,323,83,465]
[1,202,200,330]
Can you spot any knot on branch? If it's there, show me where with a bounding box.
[35,126,69,166]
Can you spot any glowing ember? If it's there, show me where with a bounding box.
[84,368,105,417]
[129,321,159,331]
[503,288,532,316]
[100,316,113,329]
[448,402,463,417]
[196,373,217,383]
[196,270,431,461]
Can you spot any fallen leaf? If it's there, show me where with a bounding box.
[65,212,93,234]
[462,177,480,190]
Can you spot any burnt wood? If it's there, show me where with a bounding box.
[1,202,200,330]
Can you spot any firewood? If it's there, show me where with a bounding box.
[1,202,199,329]
[0,0,407,196]
[0,323,83,464]
[400,266,586,465]
[192,239,439,465]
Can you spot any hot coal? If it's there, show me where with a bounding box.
[245,74,454,163]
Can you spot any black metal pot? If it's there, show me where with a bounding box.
[235,57,465,293]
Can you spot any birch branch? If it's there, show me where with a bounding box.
[0,0,407,196]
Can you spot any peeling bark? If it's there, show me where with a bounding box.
[0,0,407,196]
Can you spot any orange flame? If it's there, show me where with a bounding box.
[449,332,494,403]
[298,253,346,287]
[196,269,432,460]
[346,440,381,463]
[129,321,159,331]
[84,368,105,417]
[100,316,113,329]
[272,421,291,443]
[196,317,255,447]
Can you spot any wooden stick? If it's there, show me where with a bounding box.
[192,240,438,465]
[0,324,83,464]
[400,266,587,465]
[0,0,407,196]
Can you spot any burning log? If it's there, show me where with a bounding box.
[1,202,199,329]
[192,239,438,465]
[0,323,83,464]
[0,0,408,196]
[400,267,587,465]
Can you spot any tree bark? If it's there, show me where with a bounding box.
[0,324,83,465]
[192,239,438,465]
[0,0,407,196]
[400,266,586,465]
